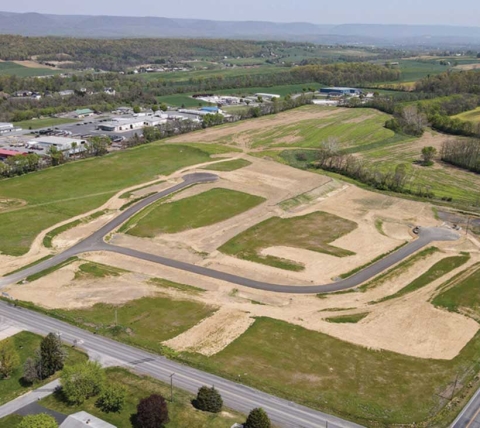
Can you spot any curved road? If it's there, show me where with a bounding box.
[0,172,460,293]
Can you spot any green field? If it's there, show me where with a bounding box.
[201,159,252,171]
[325,312,369,323]
[74,261,128,280]
[182,317,480,426]
[37,367,242,428]
[123,188,265,237]
[14,117,79,130]
[49,295,216,354]
[377,253,470,302]
[453,107,480,123]
[0,61,64,77]
[0,143,230,256]
[432,265,480,321]
[0,332,86,406]
[219,211,357,271]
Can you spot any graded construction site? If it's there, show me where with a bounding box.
[1,105,480,427]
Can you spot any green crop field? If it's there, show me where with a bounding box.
[0,331,86,406]
[220,211,357,271]
[432,265,480,321]
[50,295,216,354]
[182,317,480,426]
[377,253,470,302]
[14,117,79,130]
[201,159,252,171]
[123,188,265,237]
[0,143,231,256]
[453,107,480,123]
[35,367,242,428]
[0,61,63,77]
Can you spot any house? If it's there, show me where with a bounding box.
[104,88,116,96]
[58,90,75,97]
[14,90,32,97]
[112,107,134,115]
[59,411,116,428]
[75,108,94,118]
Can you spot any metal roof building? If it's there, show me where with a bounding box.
[60,411,116,428]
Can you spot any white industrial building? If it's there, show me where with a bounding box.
[98,118,146,132]
[60,411,116,428]
[254,93,281,100]
[27,136,87,156]
[0,123,14,134]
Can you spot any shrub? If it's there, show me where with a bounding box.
[18,413,58,428]
[23,356,40,383]
[194,386,223,413]
[0,338,20,379]
[136,394,169,428]
[61,361,105,404]
[96,383,127,413]
[245,408,272,428]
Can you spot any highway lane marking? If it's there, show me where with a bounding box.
[467,407,480,428]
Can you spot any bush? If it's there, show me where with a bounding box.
[18,413,58,428]
[245,408,272,428]
[136,394,169,428]
[61,361,105,404]
[23,356,40,384]
[194,386,223,413]
[0,338,20,379]
[96,383,127,413]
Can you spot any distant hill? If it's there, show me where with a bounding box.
[1,11,480,47]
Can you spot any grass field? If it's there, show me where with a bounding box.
[181,317,480,426]
[0,331,86,406]
[376,253,470,303]
[325,312,369,323]
[0,143,230,256]
[453,107,480,123]
[74,261,128,280]
[49,296,216,354]
[123,188,265,237]
[432,265,480,321]
[14,117,79,130]
[219,211,357,271]
[0,61,63,77]
[37,367,242,428]
[201,159,251,171]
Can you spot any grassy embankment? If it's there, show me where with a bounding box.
[201,159,252,171]
[14,117,79,130]
[219,211,357,271]
[122,188,265,237]
[0,143,233,256]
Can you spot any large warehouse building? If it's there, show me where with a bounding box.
[320,87,361,96]
[98,118,146,132]
[26,136,87,156]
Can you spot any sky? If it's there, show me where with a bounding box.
[2,0,480,26]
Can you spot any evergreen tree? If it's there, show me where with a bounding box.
[40,333,66,378]
[194,386,223,413]
[245,408,272,428]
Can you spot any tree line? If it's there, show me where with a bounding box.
[441,138,480,173]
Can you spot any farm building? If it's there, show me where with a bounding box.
[254,93,281,100]
[320,87,361,96]
[98,118,145,132]
[26,136,87,156]
[75,108,94,118]
[0,122,14,134]
[0,149,27,160]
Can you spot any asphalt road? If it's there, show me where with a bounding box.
[451,387,480,428]
[0,173,460,293]
[0,302,363,428]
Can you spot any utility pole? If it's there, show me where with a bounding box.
[170,373,175,402]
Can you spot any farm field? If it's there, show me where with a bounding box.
[432,264,480,321]
[122,188,265,237]
[0,61,63,77]
[14,117,79,130]
[0,143,228,256]
[219,211,357,271]
[453,107,480,123]
[182,317,480,426]
[0,331,86,406]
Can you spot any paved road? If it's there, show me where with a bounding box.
[452,387,480,428]
[0,379,60,419]
[0,302,363,428]
[0,173,460,293]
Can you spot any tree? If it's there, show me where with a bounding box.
[61,361,105,404]
[244,408,271,428]
[136,394,169,428]
[96,383,127,413]
[133,105,141,114]
[18,414,57,428]
[194,386,223,413]
[39,333,66,378]
[0,339,19,379]
[88,136,109,156]
[421,146,437,165]
[48,146,65,166]
[159,103,168,112]
[398,105,428,136]
[23,356,40,384]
